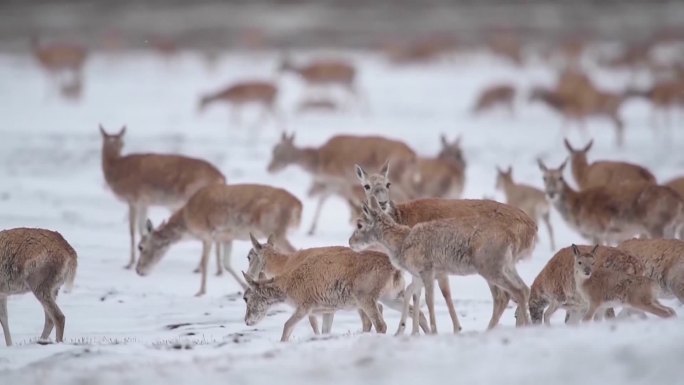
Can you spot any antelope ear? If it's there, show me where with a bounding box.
[287,132,295,142]
[355,164,368,182]
[144,219,154,235]
[506,165,512,175]
[99,124,107,136]
[380,161,390,179]
[280,132,287,141]
[118,126,127,136]
[563,138,574,152]
[249,233,262,251]
[361,201,372,218]
[559,157,569,172]
[242,271,258,287]
[537,158,548,172]
[591,244,599,254]
[583,140,594,152]
[440,134,449,147]
[266,234,276,246]
[454,135,462,146]
[571,244,581,258]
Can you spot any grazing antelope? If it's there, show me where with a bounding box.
[279,56,359,102]
[563,139,656,189]
[487,34,523,66]
[267,133,416,235]
[242,241,398,342]
[0,228,77,346]
[355,165,537,332]
[471,84,515,115]
[383,35,457,65]
[245,235,429,335]
[495,166,555,250]
[618,238,684,303]
[401,135,466,199]
[350,197,532,335]
[198,80,280,127]
[529,244,644,325]
[572,244,676,321]
[31,37,87,82]
[135,183,301,296]
[538,159,683,245]
[100,125,225,270]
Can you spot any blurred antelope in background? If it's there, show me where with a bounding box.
[136,184,301,296]
[31,37,87,95]
[496,166,555,250]
[563,139,656,189]
[267,132,416,235]
[242,239,403,341]
[355,165,537,332]
[0,228,77,346]
[529,244,644,325]
[100,125,225,270]
[279,56,362,106]
[198,80,280,127]
[623,79,684,130]
[350,197,532,335]
[572,245,676,321]
[471,84,516,115]
[245,235,429,336]
[538,159,683,244]
[401,135,466,199]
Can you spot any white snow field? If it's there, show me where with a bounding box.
[0,50,683,385]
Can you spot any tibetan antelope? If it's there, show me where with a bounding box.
[496,166,555,250]
[623,79,684,130]
[350,197,532,335]
[572,244,676,321]
[198,80,280,127]
[564,139,656,189]
[242,241,401,341]
[0,228,77,346]
[471,84,515,115]
[355,164,537,332]
[618,238,684,303]
[267,133,416,235]
[136,183,301,296]
[100,125,225,270]
[245,235,429,335]
[279,56,359,102]
[538,159,683,244]
[529,244,644,325]
[31,37,87,87]
[401,135,466,200]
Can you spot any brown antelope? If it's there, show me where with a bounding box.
[572,244,676,321]
[563,139,656,189]
[296,97,341,114]
[496,166,555,250]
[31,37,87,82]
[355,165,537,332]
[100,125,225,270]
[135,183,301,296]
[0,228,78,346]
[350,197,532,335]
[538,159,683,244]
[487,34,523,66]
[267,133,416,235]
[471,84,515,115]
[529,244,644,325]
[245,235,429,335]
[198,80,280,126]
[618,238,684,303]
[401,135,466,199]
[307,182,366,226]
[623,80,684,129]
[383,35,457,64]
[666,176,684,199]
[242,241,399,342]
[279,56,359,101]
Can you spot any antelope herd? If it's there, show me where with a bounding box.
[3,33,684,346]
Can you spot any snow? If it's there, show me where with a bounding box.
[0,50,683,384]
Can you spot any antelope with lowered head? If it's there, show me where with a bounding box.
[471,84,515,115]
[618,238,684,303]
[245,234,429,335]
[0,228,77,346]
[279,56,360,104]
[563,139,656,190]
[572,244,676,321]
[136,184,301,296]
[350,197,532,335]
[529,244,644,325]
[198,80,280,127]
[496,165,555,250]
[100,125,225,270]
[400,135,466,200]
[267,132,416,235]
[355,163,537,332]
[538,158,683,245]
[243,238,400,342]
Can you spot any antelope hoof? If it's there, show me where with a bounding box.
[215,270,223,277]
[193,267,201,274]
[37,339,53,345]
[194,290,206,297]
[124,262,134,270]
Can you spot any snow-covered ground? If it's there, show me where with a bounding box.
[0,50,683,384]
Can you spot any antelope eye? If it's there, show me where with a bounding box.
[578,261,582,265]
[386,183,391,188]
[357,222,363,229]
[247,255,252,262]
[138,244,143,252]
[364,184,370,190]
